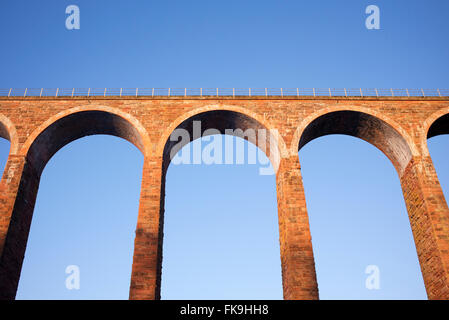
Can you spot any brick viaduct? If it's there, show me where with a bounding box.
[0,95,449,300]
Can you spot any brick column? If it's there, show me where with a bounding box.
[276,155,319,300]
[129,156,165,300]
[401,156,449,299]
[0,155,40,300]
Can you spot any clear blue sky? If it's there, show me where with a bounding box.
[0,0,448,299]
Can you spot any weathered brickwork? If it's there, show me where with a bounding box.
[0,96,449,300]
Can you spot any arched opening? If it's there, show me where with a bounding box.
[1,110,147,299]
[298,110,426,299]
[160,110,282,299]
[16,135,143,299]
[427,113,449,204]
[0,120,11,179]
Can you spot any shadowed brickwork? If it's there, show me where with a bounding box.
[0,96,449,300]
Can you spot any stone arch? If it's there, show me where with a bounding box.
[20,105,151,161]
[156,107,283,299]
[0,107,150,299]
[158,106,284,175]
[0,113,19,155]
[293,108,416,176]
[18,106,150,223]
[423,107,449,156]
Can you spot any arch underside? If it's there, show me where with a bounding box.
[0,122,9,142]
[428,113,449,139]
[27,111,144,176]
[298,111,413,175]
[162,110,279,175]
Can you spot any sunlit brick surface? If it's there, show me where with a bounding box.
[1,96,449,299]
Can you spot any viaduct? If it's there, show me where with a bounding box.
[0,89,449,300]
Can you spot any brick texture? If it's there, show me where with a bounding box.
[0,96,448,299]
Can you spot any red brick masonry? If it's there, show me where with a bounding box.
[0,96,449,300]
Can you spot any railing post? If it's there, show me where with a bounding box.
[5,87,447,99]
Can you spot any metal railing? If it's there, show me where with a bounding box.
[0,88,448,98]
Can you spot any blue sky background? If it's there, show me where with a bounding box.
[0,0,448,299]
